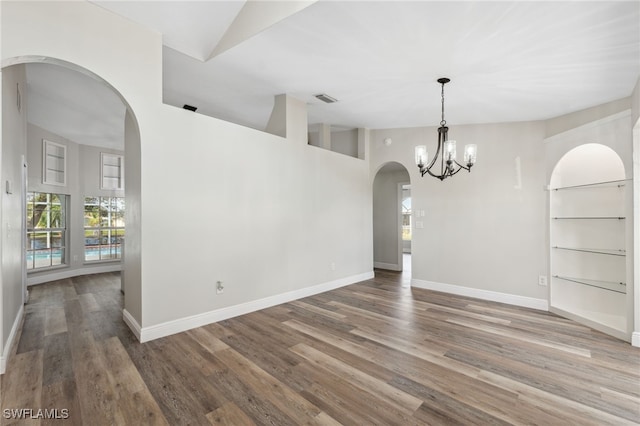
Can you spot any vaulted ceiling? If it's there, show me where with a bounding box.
[25,1,640,149]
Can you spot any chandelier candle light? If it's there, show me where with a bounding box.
[415,78,477,180]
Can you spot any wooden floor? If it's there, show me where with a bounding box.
[1,270,639,425]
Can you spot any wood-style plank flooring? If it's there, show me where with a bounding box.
[1,269,639,425]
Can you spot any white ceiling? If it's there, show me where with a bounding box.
[27,63,126,149]
[24,1,640,149]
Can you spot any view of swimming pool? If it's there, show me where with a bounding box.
[26,246,121,269]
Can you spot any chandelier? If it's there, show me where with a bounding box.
[415,78,477,180]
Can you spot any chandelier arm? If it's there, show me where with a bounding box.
[453,159,471,172]
[425,167,447,180]
[440,141,446,177]
[425,130,443,172]
[447,165,464,177]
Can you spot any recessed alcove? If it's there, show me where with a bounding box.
[549,143,630,339]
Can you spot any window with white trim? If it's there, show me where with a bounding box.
[26,192,67,270]
[84,196,125,262]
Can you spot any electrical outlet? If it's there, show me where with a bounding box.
[538,275,548,286]
[216,280,224,294]
[331,262,336,271]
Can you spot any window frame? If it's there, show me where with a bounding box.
[83,196,125,263]
[26,192,68,271]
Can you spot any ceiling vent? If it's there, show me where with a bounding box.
[183,104,197,112]
[314,94,338,104]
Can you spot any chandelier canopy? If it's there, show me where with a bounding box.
[415,78,477,180]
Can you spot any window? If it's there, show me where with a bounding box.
[84,196,125,262]
[43,139,66,186]
[101,153,124,190]
[26,192,67,270]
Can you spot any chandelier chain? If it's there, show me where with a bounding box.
[440,81,446,126]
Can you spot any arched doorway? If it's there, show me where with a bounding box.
[372,162,411,282]
[1,57,142,334]
[549,143,631,341]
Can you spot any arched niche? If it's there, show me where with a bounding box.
[549,143,630,341]
[551,143,625,188]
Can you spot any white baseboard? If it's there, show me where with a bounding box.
[411,278,549,311]
[374,262,402,272]
[27,264,121,286]
[122,309,142,341]
[1,305,25,375]
[138,271,374,343]
[549,306,629,342]
[632,332,640,348]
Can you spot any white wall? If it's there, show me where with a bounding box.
[123,109,142,323]
[545,98,630,139]
[331,129,358,158]
[25,123,124,285]
[1,1,373,339]
[371,122,549,305]
[372,165,409,270]
[1,64,27,370]
[142,108,372,327]
[308,126,359,158]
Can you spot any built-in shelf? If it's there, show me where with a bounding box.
[101,153,124,190]
[552,246,626,257]
[550,179,629,191]
[552,216,625,220]
[553,275,626,294]
[549,144,629,340]
[43,139,67,186]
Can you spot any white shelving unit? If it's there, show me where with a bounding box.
[549,144,631,340]
[101,153,124,190]
[43,139,66,186]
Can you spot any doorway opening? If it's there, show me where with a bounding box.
[402,184,412,254]
[2,56,141,326]
[372,162,411,283]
